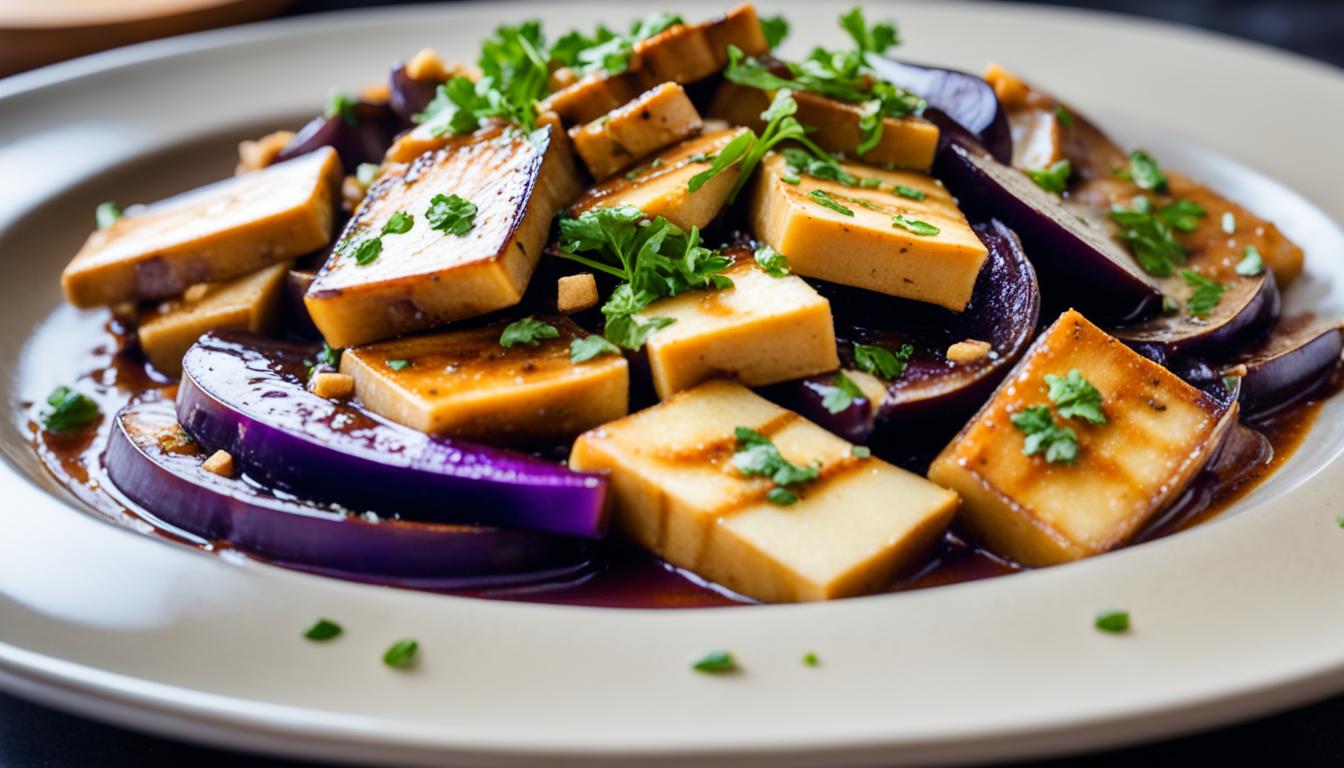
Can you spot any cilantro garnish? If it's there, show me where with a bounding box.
[760,14,790,49]
[551,12,683,77]
[324,91,358,126]
[41,386,99,434]
[891,214,940,236]
[809,189,854,216]
[499,317,560,348]
[416,21,550,133]
[692,650,738,673]
[1010,406,1079,464]
[821,371,866,413]
[383,638,419,668]
[1111,195,1186,277]
[352,237,383,266]
[753,244,790,277]
[1045,369,1106,425]
[95,201,122,230]
[381,211,414,236]
[426,193,477,236]
[1181,269,1226,318]
[780,147,862,187]
[853,342,912,380]
[303,619,342,641]
[732,426,820,505]
[1026,159,1072,194]
[1236,246,1264,277]
[570,334,621,363]
[318,343,341,368]
[1095,611,1130,634]
[1053,104,1074,127]
[1116,150,1168,192]
[1156,199,1206,233]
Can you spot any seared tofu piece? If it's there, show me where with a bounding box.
[557,273,599,313]
[701,3,770,66]
[341,316,628,442]
[751,152,988,311]
[306,122,582,348]
[62,148,340,308]
[570,83,704,180]
[570,380,958,602]
[928,310,1237,567]
[137,262,290,377]
[542,71,645,127]
[568,129,748,230]
[710,84,939,170]
[640,260,839,398]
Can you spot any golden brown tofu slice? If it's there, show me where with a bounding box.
[341,316,628,443]
[62,148,340,308]
[928,310,1237,567]
[751,152,988,311]
[640,260,839,398]
[710,84,939,170]
[541,72,645,127]
[568,129,747,230]
[701,3,771,66]
[570,380,958,602]
[305,123,582,348]
[569,83,704,180]
[137,262,290,377]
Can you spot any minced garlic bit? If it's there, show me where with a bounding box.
[202,449,235,478]
[309,372,356,399]
[946,339,993,363]
[235,130,295,175]
[557,273,599,313]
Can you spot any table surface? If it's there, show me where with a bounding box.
[3,0,1342,765]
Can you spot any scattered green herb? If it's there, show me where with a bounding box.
[426,193,477,236]
[41,386,99,433]
[692,650,738,673]
[850,446,871,459]
[732,426,820,505]
[1044,369,1106,424]
[1026,159,1072,194]
[352,237,383,266]
[1157,198,1206,233]
[318,342,341,368]
[500,316,560,348]
[853,342,913,380]
[386,359,410,371]
[1053,104,1074,127]
[1236,245,1264,277]
[822,371,866,413]
[415,20,551,133]
[1111,195,1186,277]
[759,14,790,49]
[382,638,419,668]
[892,184,926,201]
[324,91,358,126]
[95,201,123,229]
[803,652,820,667]
[753,244,790,277]
[809,188,854,216]
[381,210,414,236]
[303,619,342,641]
[1222,375,1240,393]
[1117,150,1168,192]
[1180,269,1226,318]
[891,214,940,236]
[1094,611,1130,634]
[1010,406,1079,464]
[551,12,683,77]
[625,157,663,180]
[570,334,622,363]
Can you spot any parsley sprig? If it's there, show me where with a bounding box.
[1110,196,1186,277]
[499,317,559,348]
[1026,159,1071,194]
[853,342,913,380]
[1180,269,1226,319]
[1044,370,1106,424]
[556,206,733,350]
[415,21,551,134]
[732,426,821,506]
[551,13,683,77]
[821,371,866,413]
[41,386,100,434]
[1010,406,1079,464]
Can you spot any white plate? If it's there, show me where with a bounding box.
[3,2,1344,765]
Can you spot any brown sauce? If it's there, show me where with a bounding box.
[22,304,1331,609]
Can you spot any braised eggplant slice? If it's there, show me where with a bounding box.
[865,57,1012,165]
[107,401,586,584]
[176,332,610,539]
[1225,315,1344,414]
[1114,267,1279,359]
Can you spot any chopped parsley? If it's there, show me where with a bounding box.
[425,193,477,236]
[732,426,820,505]
[570,334,621,363]
[324,91,358,126]
[352,237,383,266]
[1025,159,1071,194]
[551,12,683,77]
[1181,269,1226,318]
[1045,369,1106,425]
[382,638,419,668]
[891,214,940,236]
[1156,198,1206,233]
[853,342,913,380]
[760,14,789,49]
[1236,245,1264,277]
[625,157,663,180]
[691,650,737,673]
[1010,406,1078,464]
[303,619,342,641]
[499,317,560,348]
[556,206,731,350]
[1111,195,1186,277]
[1053,104,1074,127]
[1094,610,1130,634]
[40,386,99,433]
[385,359,410,371]
[809,189,854,216]
[95,201,122,229]
[780,147,862,187]
[1222,211,1237,235]
[892,185,926,201]
[802,652,820,667]
[753,244,790,277]
[318,342,341,368]
[821,371,866,413]
[1116,150,1168,192]
[381,210,414,236]
[850,445,871,459]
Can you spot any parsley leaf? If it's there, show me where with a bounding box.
[1044,369,1106,424]
[318,342,341,368]
[692,650,738,673]
[570,334,621,363]
[1010,406,1079,464]
[780,147,862,187]
[1118,150,1168,192]
[1026,159,1072,194]
[95,201,122,229]
[352,237,383,266]
[303,619,342,641]
[821,371,866,413]
[41,386,99,433]
[1095,611,1130,634]
[382,638,419,668]
[552,13,683,77]
[1111,196,1186,277]
[1157,199,1206,233]
[499,317,560,348]
[892,185,926,201]
[838,5,899,54]
[1053,104,1074,127]
[760,14,789,49]
[891,215,940,236]
[809,188,854,216]
[1236,245,1264,277]
[381,211,414,236]
[385,359,410,371]
[416,21,550,133]
[732,426,820,503]
[1181,269,1226,318]
[324,91,358,126]
[687,131,754,193]
[426,193,477,235]
[753,244,790,277]
[853,342,912,380]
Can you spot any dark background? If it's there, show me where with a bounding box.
[3,0,1343,765]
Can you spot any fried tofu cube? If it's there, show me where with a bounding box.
[137,262,290,377]
[701,3,771,65]
[751,152,989,311]
[631,22,719,85]
[710,84,939,170]
[557,273,599,313]
[928,310,1237,567]
[340,316,628,443]
[570,83,704,179]
[308,372,355,399]
[570,380,958,602]
[306,122,582,348]
[63,148,340,308]
[640,260,839,398]
[568,129,748,230]
[541,72,644,127]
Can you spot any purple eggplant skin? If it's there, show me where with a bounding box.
[106,401,587,586]
[1226,316,1344,415]
[1115,269,1280,360]
[175,332,610,539]
[281,268,321,339]
[776,219,1040,442]
[389,64,442,125]
[934,141,1164,325]
[866,57,1013,165]
[274,101,400,174]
